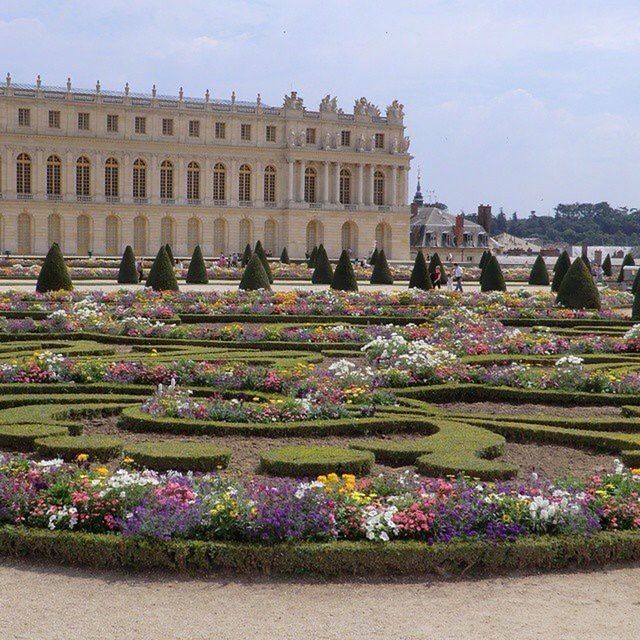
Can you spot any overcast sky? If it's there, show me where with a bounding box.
[2,0,639,217]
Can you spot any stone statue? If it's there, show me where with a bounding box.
[391,137,398,154]
[320,94,338,113]
[287,129,297,147]
[323,132,332,149]
[355,134,365,151]
[354,97,380,117]
[400,136,411,153]
[386,100,405,120]
[283,91,303,110]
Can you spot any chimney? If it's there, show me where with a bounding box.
[477,204,492,234]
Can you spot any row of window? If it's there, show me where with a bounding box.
[12,154,387,205]
[15,108,385,147]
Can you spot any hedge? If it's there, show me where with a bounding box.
[260,445,374,477]
[34,435,124,462]
[124,441,232,472]
[0,423,68,451]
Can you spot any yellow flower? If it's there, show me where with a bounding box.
[95,466,109,477]
[76,453,89,463]
[123,456,134,465]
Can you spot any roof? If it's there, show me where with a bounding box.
[493,232,541,252]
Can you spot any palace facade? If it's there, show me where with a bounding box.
[0,75,411,259]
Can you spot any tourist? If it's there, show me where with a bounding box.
[431,265,442,289]
[453,262,463,291]
[136,259,144,282]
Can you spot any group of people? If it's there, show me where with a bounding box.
[430,262,464,291]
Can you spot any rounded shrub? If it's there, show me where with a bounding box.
[146,246,179,291]
[117,245,139,284]
[480,255,506,292]
[241,243,252,267]
[618,253,635,283]
[34,435,123,462]
[428,252,447,285]
[260,445,374,477]
[369,246,379,266]
[370,249,394,285]
[551,251,571,292]
[331,250,358,291]
[308,246,318,268]
[409,251,432,290]
[280,247,290,264]
[254,240,274,284]
[0,424,68,451]
[164,243,175,265]
[36,243,73,293]
[602,254,612,277]
[528,254,550,285]
[124,441,231,472]
[556,257,601,310]
[239,253,271,291]
[186,245,209,284]
[311,244,333,284]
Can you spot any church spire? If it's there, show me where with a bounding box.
[413,166,424,206]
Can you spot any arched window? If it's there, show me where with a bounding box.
[76,157,90,197]
[187,162,200,201]
[132,158,147,199]
[212,163,226,201]
[264,219,277,255]
[373,170,385,206]
[105,215,120,255]
[133,216,147,256]
[187,217,201,253]
[17,212,32,253]
[46,155,62,196]
[160,216,175,247]
[160,160,173,200]
[306,220,323,254]
[304,167,317,203]
[16,153,32,194]
[341,221,358,257]
[239,164,251,202]
[48,214,62,249]
[105,158,119,197]
[263,166,276,203]
[213,218,227,256]
[239,218,252,251]
[375,222,392,258]
[77,215,91,255]
[339,169,351,204]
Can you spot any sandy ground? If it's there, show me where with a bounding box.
[0,559,638,639]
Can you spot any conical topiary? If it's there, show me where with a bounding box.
[239,253,271,291]
[618,253,635,283]
[186,245,208,284]
[602,254,612,277]
[370,249,394,285]
[480,255,506,292]
[254,240,273,284]
[241,243,252,267]
[409,251,432,290]
[528,254,549,286]
[164,244,175,265]
[307,246,318,268]
[428,252,447,285]
[280,247,290,264]
[633,291,640,321]
[369,246,379,266]
[551,251,571,292]
[581,254,592,274]
[632,267,640,296]
[146,246,179,291]
[556,257,601,310]
[311,245,333,284]
[36,243,73,293]
[117,245,139,284]
[331,250,358,292]
[479,250,490,270]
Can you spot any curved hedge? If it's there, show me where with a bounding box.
[260,445,374,477]
[124,441,231,472]
[0,423,68,451]
[34,435,123,462]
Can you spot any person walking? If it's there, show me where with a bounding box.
[431,265,442,289]
[453,262,463,292]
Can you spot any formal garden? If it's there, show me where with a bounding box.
[0,243,639,577]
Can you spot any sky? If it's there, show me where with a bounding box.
[1,0,640,217]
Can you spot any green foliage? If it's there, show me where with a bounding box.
[117,246,139,284]
[124,441,231,472]
[479,250,490,270]
[164,244,175,265]
[428,252,447,284]
[186,245,208,284]
[331,250,358,291]
[555,257,601,310]
[260,445,374,477]
[602,254,612,277]
[618,253,635,283]
[146,246,179,291]
[280,247,290,264]
[409,251,432,290]
[528,254,550,285]
[307,246,318,268]
[581,254,592,273]
[311,245,333,284]
[370,249,394,285]
[0,424,68,451]
[254,240,274,284]
[369,246,379,266]
[633,292,640,321]
[631,267,640,295]
[239,253,271,291]
[241,244,252,267]
[36,244,73,293]
[480,255,506,292]
[34,435,123,462]
[551,251,571,292]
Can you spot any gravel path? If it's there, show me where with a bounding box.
[0,559,638,639]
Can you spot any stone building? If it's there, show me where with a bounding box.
[0,75,411,259]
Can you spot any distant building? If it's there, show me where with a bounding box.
[493,232,541,255]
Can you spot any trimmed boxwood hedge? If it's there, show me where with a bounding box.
[124,441,232,472]
[260,445,374,477]
[0,423,68,451]
[34,435,123,462]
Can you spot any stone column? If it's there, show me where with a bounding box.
[151,154,160,204]
[36,148,45,197]
[94,152,103,199]
[252,160,261,204]
[321,161,329,204]
[334,162,341,204]
[367,164,375,206]
[177,156,185,204]
[356,164,364,205]
[122,154,130,200]
[287,159,294,202]
[204,157,212,204]
[65,150,74,200]
[390,165,397,206]
[230,159,239,205]
[298,160,305,202]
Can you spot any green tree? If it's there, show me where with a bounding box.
[428,252,447,285]
[186,245,208,284]
[369,246,379,266]
[164,243,175,265]
[311,245,333,284]
[307,246,318,268]
[239,253,271,291]
[618,253,635,283]
[36,243,73,293]
[117,245,139,284]
[480,255,506,292]
[253,240,274,284]
[556,257,601,309]
[631,266,640,295]
[551,251,571,292]
[331,250,358,291]
[408,251,432,290]
[241,243,252,267]
[370,249,394,285]
[602,254,612,277]
[280,247,290,264]
[528,254,550,285]
[146,246,179,291]
[633,291,640,320]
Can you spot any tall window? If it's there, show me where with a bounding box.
[304,167,317,203]
[187,162,200,200]
[18,108,30,127]
[212,163,226,201]
[78,112,90,130]
[265,125,276,142]
[238,164,251,202]
[48,110,61,129]
[16,153,32,194]
[240,124,251,141]
[215,122,226,139]
[106,114,118,132]
[188,120,200,137]
[160,160,174,199]
[373,170,385,205]
[46,156,62,196]
[263,166,276,203]
[306,128,316,144]
[76,157,90,196]
[105,157,119,197]
[132,158,147,198]
[162,118,174,136]
[339,169,351,204]
[134,116,146,134]
[341,130,351,147]
[374,133,385,149]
